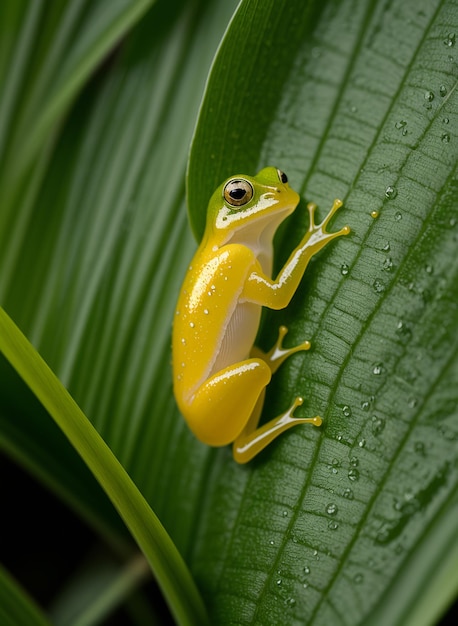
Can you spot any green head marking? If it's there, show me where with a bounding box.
[205,167,299,241]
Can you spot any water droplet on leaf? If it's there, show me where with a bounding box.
[326,503,338,515]
[385,186,397,199]
[372,416,386,435]
[348,468,360,481]
[443,33,456,47]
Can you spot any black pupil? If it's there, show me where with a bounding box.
[280,171,288,183]
[230,187,246,200]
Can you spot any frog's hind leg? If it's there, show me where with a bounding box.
[184,358,271,448]
[233,396,322,464]
[251,325,311,375]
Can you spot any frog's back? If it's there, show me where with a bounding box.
[172,243,260,405]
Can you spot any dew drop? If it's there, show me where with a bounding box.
[372,362,384,375]
[399,492,420,515]
[442,117,450,124]
[326,503,338,515]
[424,90,434,102]
[408,397,418,408]
[385,186,397,199]
[395,120,407,131]
[394,210,402,221]
[348,468,360,481]
[443,32,456,47]
[396,320,412,342]
[303,565,311,575]
[441,132,450,143]
[189,322,195,328]
[342,487,354,500]
[371,416,386,435]
[350,456,359,467]
[204,309,209,315]
[276,579,282,587]
[382,257,394,271]
[328,520,339,531]
[285,597,296,608]
[373,279,385,293]
[342,405,352,417]
[358,438,366,448]
[341,263,350,276]
[439,84,448,97]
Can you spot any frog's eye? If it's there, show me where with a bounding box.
[277,169,288,184]
[223,178,254,207]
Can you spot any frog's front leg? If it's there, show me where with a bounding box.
[243,198,350,310]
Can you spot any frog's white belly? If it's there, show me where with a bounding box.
[210,301,262,375]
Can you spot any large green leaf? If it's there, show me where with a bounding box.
[0,306,208,626]
[1,0,238,549]
[187,0,458,624]
[1,0,457,624]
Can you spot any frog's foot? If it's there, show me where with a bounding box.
[252,325,311,374]
[286,396,322,427]
[233,396,322,464]
[307,199,350,238]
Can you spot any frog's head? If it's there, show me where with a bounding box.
[204,167,300,247]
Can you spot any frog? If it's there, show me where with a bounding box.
[172,167,350,463]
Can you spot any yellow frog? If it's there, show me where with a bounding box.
[173,167,349,463]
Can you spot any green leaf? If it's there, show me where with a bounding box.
[186,0,458,624]
[0,0,239,551]
[0,306,208,626]
[49,552,155,626]
[0,565,51,626]
[0,0,155,189]
[0,0,237,620]
[1,0,457,624]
